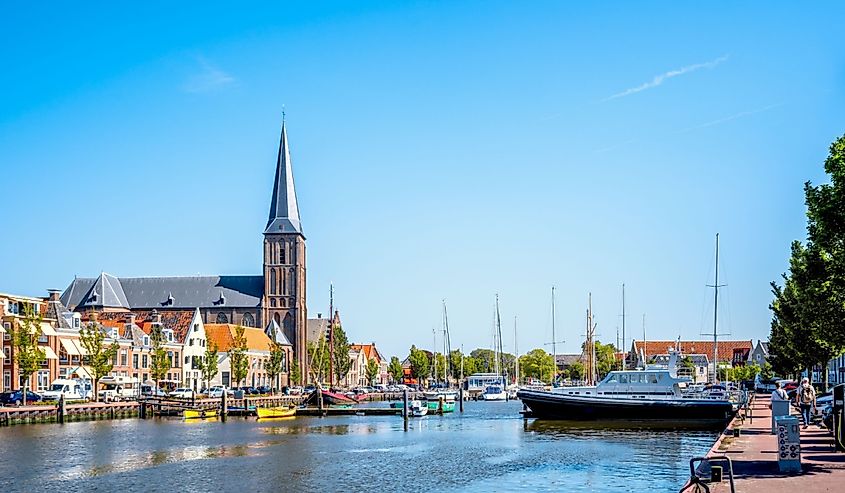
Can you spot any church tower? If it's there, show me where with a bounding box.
[263,120,307,383]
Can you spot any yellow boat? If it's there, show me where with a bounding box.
[257,406,296,419]
[184,409,218,420]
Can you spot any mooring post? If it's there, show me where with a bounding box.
[438,396,444,415]
[459,386,464,413]
[317,388,324,412]
[57,394,65,424]
[221,390,228,422]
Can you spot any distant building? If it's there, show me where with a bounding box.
[1,292,59,393]
[652,353,709,383]
[627,339,753,380]
[58,120,308,382]
[347,343,388,386]
[748,340,769,367]
[204,323,291,389]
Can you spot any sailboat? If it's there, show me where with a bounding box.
[481,295,507,401]
[425,300,457,410]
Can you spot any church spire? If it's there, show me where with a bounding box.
[265,120,302,234]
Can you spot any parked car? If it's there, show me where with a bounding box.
[304,385,316,394]
[0,390,43,406]
[169,388,195,399]
[288,386,303,395]
[236,386,260,395]
[140,384,168,397]
[754,374,780,393]
[256,386,272,394]
[206,386,234,398]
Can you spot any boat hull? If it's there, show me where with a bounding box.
[426,400,456,412]
[517,389,734,428]
[184,409,218,420]
[257,407,296,419]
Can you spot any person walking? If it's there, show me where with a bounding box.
[771,381,788,403]
[795,377,816,429]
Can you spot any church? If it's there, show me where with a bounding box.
[60,120,309,380]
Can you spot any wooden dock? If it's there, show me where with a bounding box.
[295,407,402,416]
[0,401,139,426]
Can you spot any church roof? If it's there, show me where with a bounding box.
[61,275,263,311]
[265,319,292,346]
[265,121,302,235]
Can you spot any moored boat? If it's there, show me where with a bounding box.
[517,366,735,428]
[426,399,456,413]
[257,406,296,419]
[481,384,507,401]
[410,400,428,417]
[184,409,218,420]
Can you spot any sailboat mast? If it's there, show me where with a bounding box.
[514,316,519,385]
[551,286,556,385]
[443,300,451,388]
[621,283,626,371]
[713,233,720,383]
[432,327,437,385]
[495,294,504,382]
[328,283,334,386]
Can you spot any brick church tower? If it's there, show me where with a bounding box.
[263,120,307,382]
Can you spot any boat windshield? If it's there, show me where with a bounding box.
[485,386,502,393]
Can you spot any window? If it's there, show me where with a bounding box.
[5,347,11,360]
[133,354,139,369]
[143,336,150,346]
[4,370,10,389]
[142,354,148,368]
[619,374,629,384]
[73,317,80,329]
[184,355,189,364]
[243,313,254,327]
[222,371,230,387]
[193,324,199,333]
[120,350,127,366]
[37,370,50,391]
[216,312,228,324]
[189,339,193,346]
[269,269,276,295]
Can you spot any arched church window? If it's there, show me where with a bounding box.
[274,312,281,325]
[281,269,287,295]
[289,268,295,295]
[279,241,286,264]
[243,313,255,327]
[269,269,276,295]
[216,312,228,324]
[283,312,294,336]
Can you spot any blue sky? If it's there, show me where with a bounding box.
[2,2,843,359]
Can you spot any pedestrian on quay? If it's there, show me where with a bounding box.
[795,377,816,429]
[771,381,788,403]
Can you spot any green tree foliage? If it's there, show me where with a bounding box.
[331,324,351,384]
[149,324,171,392]
[230,325,249,387]
[769,135,845,386]
[365,358,380,385]
[266,341,286,392]
[518,349,555,381]
[581,340,619,379]
[79,322,119,402]
[470,348,495,373]
[681,356,695,371]
[202,342,219,390]
[569,361,585,381]
[388,356,403,383]
[408,345,430,384]
[11,307,46,405]
[290,358,301,386]
[433,352,447,381]
[448,350,463,380]
[307,340,329,384]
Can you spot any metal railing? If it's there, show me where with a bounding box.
[679,455,735,493]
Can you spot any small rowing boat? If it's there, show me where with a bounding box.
[184,409,218,420]
[257,406,297,419]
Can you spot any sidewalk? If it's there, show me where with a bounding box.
[705,394,845,492]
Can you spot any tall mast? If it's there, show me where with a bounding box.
[495,294,503,381]
[328,283,334,386]
[642,313,646,367]
[710,233,723,383]
[443,300,451,388]
[432,327,437,384]
[551,286,556,385]
[621,283,626,370]
[514,316,519,386]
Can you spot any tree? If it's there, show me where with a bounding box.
[569,361,585,381]
[307,340,329,384]
[433,352,447,382]
[79,322,119,402]
[518,349,555,381]
[149,324,170,393]
[331,324,351,384]
[365,358,380,386]
[770,135,845,386]
[462,356,479,376]
[266,341,286,393]
[408,345,430,385]
[230,325,249,388]
[290,358,301,386]
[470,348,495,373]
[11,306,46,406]
[388,356,403,384]
[680,356,696,374]
[201,342,219,390]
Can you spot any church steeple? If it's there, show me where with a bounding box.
[265,120,302,234]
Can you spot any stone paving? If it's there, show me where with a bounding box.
[699,394,845,492]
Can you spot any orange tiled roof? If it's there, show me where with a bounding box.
[204,324,271,352]
[632,340,753,362]
[350,343,383,362]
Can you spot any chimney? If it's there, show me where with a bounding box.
[124,313,136,327]
[47,289,61,302]
[152,309,162,325]
[88,310,99,322]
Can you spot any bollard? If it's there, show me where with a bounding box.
[459,387,464,413]
[438,396,444,415]
[57,394,65,424]
[403,388,409,428]
[221,390,228,422]
[317,388,324,412]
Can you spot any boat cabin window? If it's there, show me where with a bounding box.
[619,374,629,384]
[648,374,659,384]
[604,374,618,384]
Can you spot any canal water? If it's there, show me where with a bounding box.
[0,400,716,492]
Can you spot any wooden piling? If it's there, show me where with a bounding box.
[459,386,464,413]
[57,394,65,424]
[221,391,228,422]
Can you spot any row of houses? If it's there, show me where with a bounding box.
[2,290,392,394]
[1,290,294,394]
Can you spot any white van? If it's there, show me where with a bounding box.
[41,378,88,401]
[98,376,140,402]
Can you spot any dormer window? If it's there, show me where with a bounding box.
[73,316,81,329]
[143,336,150,347]
[110,328,119,340]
